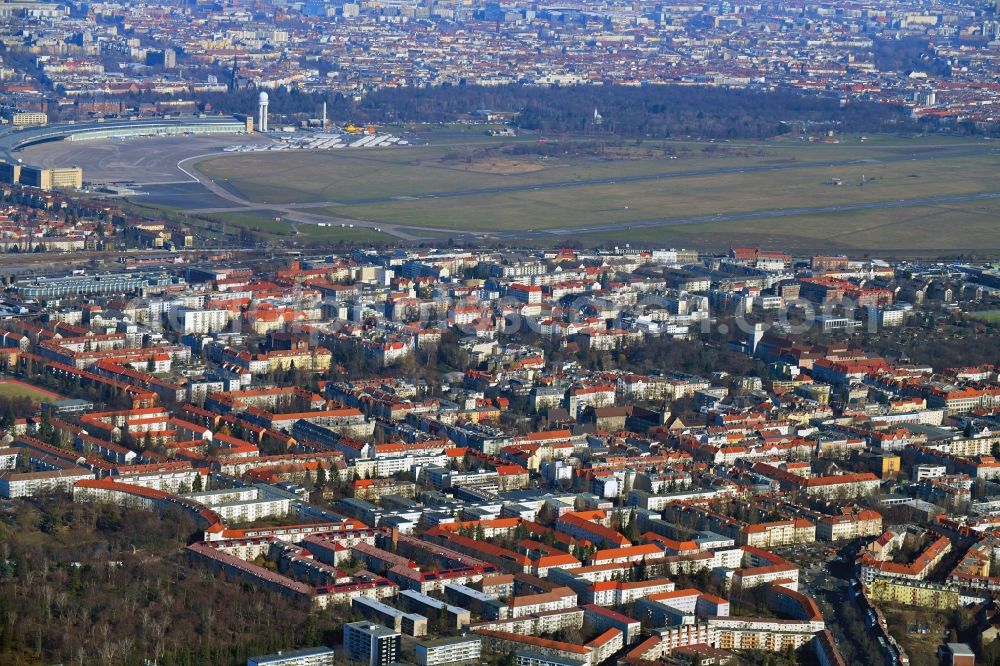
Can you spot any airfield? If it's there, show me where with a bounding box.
[19,125,1000,252]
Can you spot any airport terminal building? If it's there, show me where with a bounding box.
[0,115,250,190]
[0,163,83,190]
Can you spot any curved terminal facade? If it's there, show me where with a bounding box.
[0,115,251,190]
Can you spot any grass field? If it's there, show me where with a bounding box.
[184,132,1000,250]
[297,224,389,243]
[323,155,997,228]
[209,211,390,243]
[575,199,1000,251]
[971,310,1000,323]
[0,380,63,402]
[211,211,294,235]
[197,136,949,206]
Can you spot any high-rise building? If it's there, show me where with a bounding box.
[343,622,400,666]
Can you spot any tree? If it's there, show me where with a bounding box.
[316,466,327,489]
[625,509,639,542]
[192,474,203,493]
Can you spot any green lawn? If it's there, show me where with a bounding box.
[297,224,389,242]
[210,211,295,235]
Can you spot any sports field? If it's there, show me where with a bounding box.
[190,133,1000,251]
[0,380,63,402]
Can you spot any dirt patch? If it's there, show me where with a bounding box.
[454,158,552,174]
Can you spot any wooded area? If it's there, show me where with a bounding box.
[184,84,915,139]
[0,499,352,666]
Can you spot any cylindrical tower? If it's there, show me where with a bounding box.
[258,91,269,132]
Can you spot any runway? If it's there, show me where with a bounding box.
[511,191,1000,239]
[313,145,994,208]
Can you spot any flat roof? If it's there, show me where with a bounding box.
[0,115,245,162]
[249,646,334,664]
[416,635,481,648]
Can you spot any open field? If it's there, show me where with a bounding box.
[210,211,298,235]
[213,211,389,242]
[198,135,979,207]
[201,211,390,243]
[184,132,1000,249]
[971,310,1000,323]
[297,225,389,243]
[0,380,63,402]
[319,154,1000,231]
[574,198,1000,252]
[19,126,1000,249]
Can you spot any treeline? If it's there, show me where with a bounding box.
[874,36,951,76]
[179,84,913,140]
[0,395,35,421]
[366,84,909,139]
